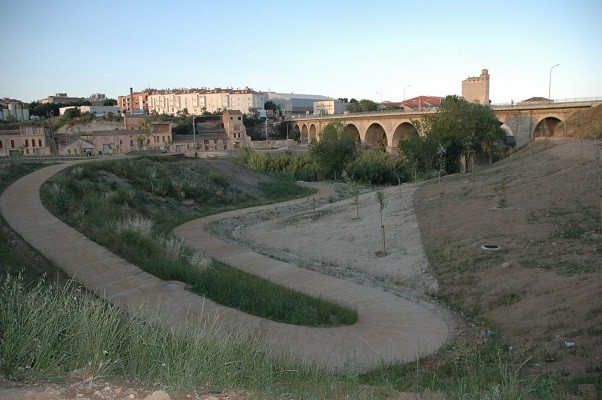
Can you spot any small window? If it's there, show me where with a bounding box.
[25,139,29,147]
[38,139,42,147]
[32,140,36,147]
[11,140,15,148]
[0,140,3,149]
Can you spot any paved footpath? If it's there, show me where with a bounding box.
[1,160,449,371]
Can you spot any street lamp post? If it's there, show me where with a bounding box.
[548,64,559,103]
[376,92,383,111]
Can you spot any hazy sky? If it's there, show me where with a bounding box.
[1,0,601,104]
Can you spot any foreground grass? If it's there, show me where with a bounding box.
[0,273,563,398]
[0,274,361,397]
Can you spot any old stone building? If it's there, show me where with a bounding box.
[0,126,52,156]
[462,69,490,104]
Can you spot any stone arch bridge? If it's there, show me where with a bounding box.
[293,100,600,151]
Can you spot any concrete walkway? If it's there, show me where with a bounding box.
[0,161,449,371]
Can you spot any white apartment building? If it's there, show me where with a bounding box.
[147,88,264,116]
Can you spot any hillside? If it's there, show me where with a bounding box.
[414,137,601,382]
[566,104,602,139]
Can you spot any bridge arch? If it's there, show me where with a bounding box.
[391,122,415,148]
[500,123,514,137]
[309,124,318,142]
[364,123,387,148]
[299,124,309,142]
[345,123,361,144]
[534,116,564,138]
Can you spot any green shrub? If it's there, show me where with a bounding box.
[346,150,410,184]
[208,171,228,187]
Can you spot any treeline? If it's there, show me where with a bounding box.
[237,122,410,185]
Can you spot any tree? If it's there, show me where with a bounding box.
[359,99,379,112]
[400,95,504,174]
[264,100,279,116]
[399,118,443,173]
[103,98,118,106]
[309,121,358,180]
[63,107,81,119]
[375,189,387,255]
[345,99,362,113]
[345,98,379,113]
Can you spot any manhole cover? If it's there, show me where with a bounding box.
[163,281,185,290]
[481,244,500,250]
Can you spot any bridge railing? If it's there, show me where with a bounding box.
[492,97,602,107]
[289,97,602,120]
[289,109,428,120]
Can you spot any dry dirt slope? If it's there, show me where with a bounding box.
[414,137,602,380]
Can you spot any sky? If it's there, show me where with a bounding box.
[1,0,601,105]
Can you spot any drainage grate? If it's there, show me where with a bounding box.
[481,244,500,250]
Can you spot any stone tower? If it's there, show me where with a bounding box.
[462,69,490,104]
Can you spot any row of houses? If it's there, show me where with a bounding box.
[0,110,251,158]
[117,88,337,118]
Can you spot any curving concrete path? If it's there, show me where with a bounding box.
[0,160,449,371]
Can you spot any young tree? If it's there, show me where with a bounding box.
[375,189,387,255]
[309,121,358,180]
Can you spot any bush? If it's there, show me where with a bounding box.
[346,150,410,185]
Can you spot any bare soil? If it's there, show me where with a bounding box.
[415,137,602,380]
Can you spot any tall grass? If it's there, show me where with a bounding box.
[0,274,358,396]
[0,274,561,398]
[360,338,563,399]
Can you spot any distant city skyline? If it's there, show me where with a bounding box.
[1,1,601,105]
